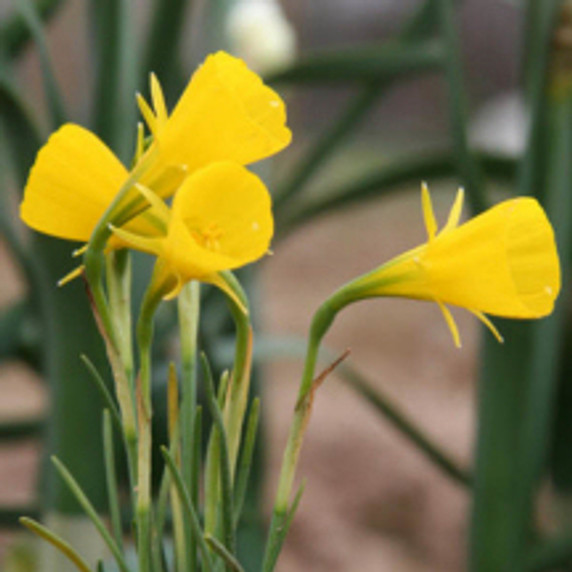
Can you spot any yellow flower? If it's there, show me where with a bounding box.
[110,161,273,303]
[19,51,291,243]
[346,184,561,347]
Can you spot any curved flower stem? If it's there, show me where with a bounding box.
[262,291,348,572]
[84,148,158,345]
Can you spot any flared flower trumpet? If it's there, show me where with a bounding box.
[110,161,273,304]
[20,51,291,244]
[340,184,561,347]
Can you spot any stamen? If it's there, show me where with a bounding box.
[436,300,462,348]
[469,309,504,343]
[58,265,84,287]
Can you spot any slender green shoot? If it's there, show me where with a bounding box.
[51,456,130,572]
[19,517,92,572]
[161,446,215,572]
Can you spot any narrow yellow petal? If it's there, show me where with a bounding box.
[20,124,128,242]
[109,225,163,256]
[421,182,437,241]
[206,272,248,314]
[136,93,157,137]
[150,73,168,127]
[440,187,465,235]
[135,122,145,164]
[469,309,504,343]
[436,301,462,348]
[134,183,170,223]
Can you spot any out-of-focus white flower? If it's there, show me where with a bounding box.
[469,92,528,158]
[226,0,297,75]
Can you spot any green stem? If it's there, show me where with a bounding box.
[262,298,339,572]
[106,250,135,390]
[178,280,201,572]
[135,279,165,572]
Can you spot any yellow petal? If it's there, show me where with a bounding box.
[151,51,291,179]
[20,124,128,242]
[169,161,273,272]
[425,197,560,317]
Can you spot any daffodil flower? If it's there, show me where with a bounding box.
[109,161,273,307]
[20,51,291,245]
[337,184,561,347]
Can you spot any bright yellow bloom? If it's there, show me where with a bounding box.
[20,51,291,243]
[110,161,273,302]
[348,184,561,347]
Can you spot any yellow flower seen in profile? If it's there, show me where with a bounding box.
[345,184,561,347]
[110,161,273,304]
[19,51,291,244]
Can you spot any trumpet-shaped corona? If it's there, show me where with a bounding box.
[20,51,291,244]
[347,184,560,347]
[110,161,273,305]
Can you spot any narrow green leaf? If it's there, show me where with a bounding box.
[81,354,122,432]
[0,74,43,183]
[277,152,516,237]
[51,456,130,572]
[161,446,214,572]
[142,0,191,94]
[20,516,91,572]
[437,0,487,214]
[102,410,123,550]
[267,39,442,85]
[233,398,260,525]
[89,0,138,161]
[202,354,236,556]
[0,0,64,59]
[339,362,471,486]
[14,0,67,127]
[205,535,245,572]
